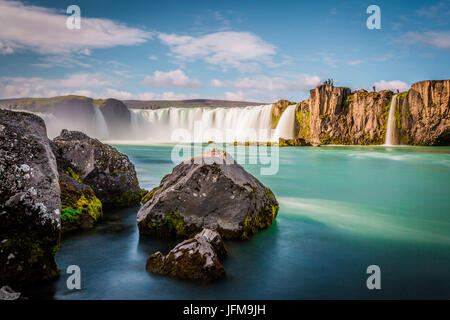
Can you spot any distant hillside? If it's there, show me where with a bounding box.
[0,96,267,111]
[124,99,266,109]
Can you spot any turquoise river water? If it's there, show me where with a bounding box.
[27,145,450,299]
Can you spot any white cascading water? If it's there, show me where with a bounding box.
[93,107,109,140]
[385,94,398,146]
[129,105,278,143]
[26,103,299,143]
[271,104,297,142]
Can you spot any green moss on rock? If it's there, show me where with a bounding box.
[59,173,103,233]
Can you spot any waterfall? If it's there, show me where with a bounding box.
[385,94,398,146]
[22,103,301,144]
[272,104,297,141]
[129,105,274,143]
[93,107,109,140]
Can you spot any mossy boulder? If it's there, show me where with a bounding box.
[52,129,144,207]
[0,110,61,288]
[146,228,227,282]
[59,173,102,233]
[138,148,278,239]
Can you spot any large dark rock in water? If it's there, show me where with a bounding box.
[53,129,144,207]
[59,173,102,233]
[0,110,61,287]
[138,149,279,239]
[146,228,227,282]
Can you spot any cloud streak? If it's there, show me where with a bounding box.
[0,0,152,55]
[211,74,321,92]
[158,31,276,72]
[0,73,120,98]
[373,80,410,92]
[142,69,202,88]
[404,31,450,50]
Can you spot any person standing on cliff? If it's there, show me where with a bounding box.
[373,86,376,92]
[331,79,334,86]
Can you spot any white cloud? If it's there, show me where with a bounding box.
[148,55,158,60]
[347,60,363,66]
[374,53,393,62]
[0,0,152,55]
[210,79,224,87]
[373,80,410,92]
[405,31,450,50]
[224,91,246,101]
[0,41,14,54]
[142,69,202,88]
[210,74,321,92]
[30,55,92,68]
[417,2,450,19]
[105,88,134,100]
[157,31,276,71]
[0,73,120,98]
[137,91,200,100]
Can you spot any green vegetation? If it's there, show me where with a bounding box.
[344,94,354,108]
[147,211,186,237]
[397,91,409,101]
[296,109,311,140]
[65,167,82,183]
[61,208,82,221]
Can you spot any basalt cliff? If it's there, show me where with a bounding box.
[284,79,449,145]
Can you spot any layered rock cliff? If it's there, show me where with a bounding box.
[395,80,450,145]
[292,80,449,145]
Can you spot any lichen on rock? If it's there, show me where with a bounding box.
[0,110,61,287]
[146,228,227,282]
[52,129,145,207]
[137,148,278,239]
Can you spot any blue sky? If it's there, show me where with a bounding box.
[0,0,449,102]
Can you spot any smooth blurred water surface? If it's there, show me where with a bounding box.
[29,145,450,299]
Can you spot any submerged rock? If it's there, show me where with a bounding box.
[0,285,21,300]
[59,173,102,233]
[53,129,144,207]
[278,137,311,147]
[138,148,278,239]
[146,228,227,282]
[0,110,61,287]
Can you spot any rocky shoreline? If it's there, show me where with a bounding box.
[1,110,280,293]
[0,110,146,294]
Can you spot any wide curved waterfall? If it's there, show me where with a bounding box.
[385,94,398,146]
[28,103,299,143]
[271,104,297,141]
[129,105,282,143]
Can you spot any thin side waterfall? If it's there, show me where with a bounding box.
[93,107,109,140]
[385,94,398,146]
[129,105,274,143]
[272,104,297,141]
